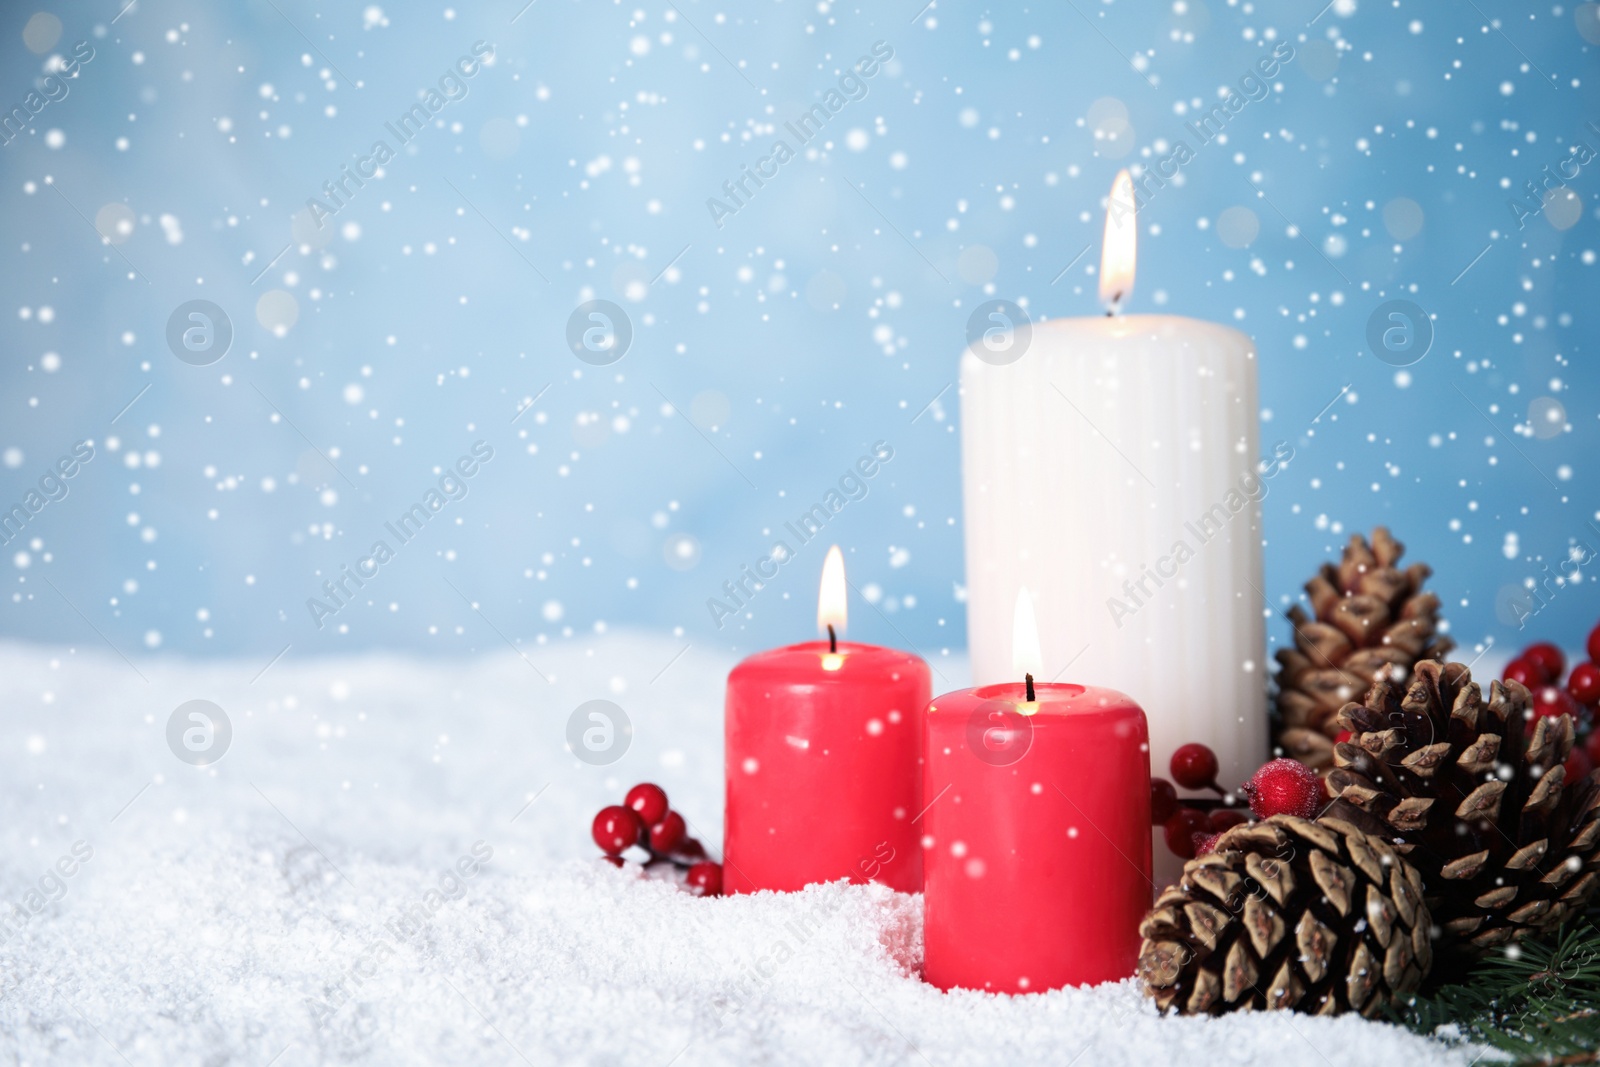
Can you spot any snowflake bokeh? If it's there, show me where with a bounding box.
[0,0,1595,666]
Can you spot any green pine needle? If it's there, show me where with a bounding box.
[1391,919,1600,1066]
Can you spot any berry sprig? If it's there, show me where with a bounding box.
[1152,744,1329,859]
[1502,629,1600,783]
[590,781,723,896]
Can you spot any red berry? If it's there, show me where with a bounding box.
[1170,743,1220,790]
[1193,831,1223,857]
[686,861,722,897]
[1150,778,1179,825]
[592,805,643,855]
[625,783,670,826]
[1569,663,1600,707]
[1163,809,1209,859]
[600,855,624,868]
[1242,758,1323,820]
[648,810,686,853]
[674,837,707,861]
[1522,642,1565,684]
[1566,746,1594,784]
[1208,808,1250,833]
[1588,622,1600,664]
[1503,659,1542,690]
[1588,729,1600,766]
[1334,729,1353,745]
[1534,685,1579,720]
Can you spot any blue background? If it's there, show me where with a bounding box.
[1,0,1597,669]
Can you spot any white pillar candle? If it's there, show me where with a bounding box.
[959,172,1265,887]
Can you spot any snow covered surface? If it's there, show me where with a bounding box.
[0,633,1486,1065]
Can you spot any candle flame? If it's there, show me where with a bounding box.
[818,545,847,639]
[1012,588,1043,681]
[1099,168,1137,311]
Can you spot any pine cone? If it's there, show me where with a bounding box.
[1273,527,1454,770]
[1139,815,1432,1017]
[1326,660,1600,957]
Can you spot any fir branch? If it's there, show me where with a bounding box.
[1392,919,1600,1066]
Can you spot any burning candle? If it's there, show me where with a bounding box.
[960,170,1265,886]
[724,547,932,894]
[923,590,1151,993]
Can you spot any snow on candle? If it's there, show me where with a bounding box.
[959,169,1266,887]
[723,548,931,894]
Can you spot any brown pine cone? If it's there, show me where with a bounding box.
[1326,659,1600,957]
[1139,814,1432,1017]
[1273,527,1453,771]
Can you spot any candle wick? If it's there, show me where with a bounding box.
[1025,672,1035,702]
[827,623,837,654]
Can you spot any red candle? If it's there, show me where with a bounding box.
[923,591,1151,993]
[724,548,931,894]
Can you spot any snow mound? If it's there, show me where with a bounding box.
[0,635,1480,1064]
